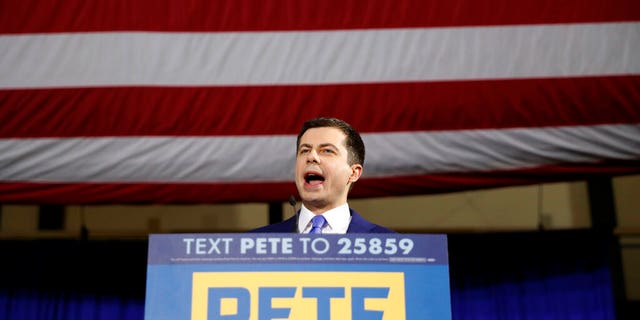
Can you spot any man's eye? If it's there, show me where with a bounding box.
[299,149,309,154]
[322,149,335,154]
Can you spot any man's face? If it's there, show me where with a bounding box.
[295,127,362,213]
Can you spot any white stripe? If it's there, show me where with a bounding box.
[364,124,640,177]
[1,22,638,88]
[1,125,638,182]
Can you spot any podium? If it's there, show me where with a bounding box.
[145,233,451,319]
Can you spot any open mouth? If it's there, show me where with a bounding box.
[304,172,325,185]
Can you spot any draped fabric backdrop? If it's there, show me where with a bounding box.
[1,0,639,204]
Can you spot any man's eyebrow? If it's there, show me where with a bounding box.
[298,143,338,149]
[319,143,338,149]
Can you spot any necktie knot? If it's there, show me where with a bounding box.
[309,215,326,234]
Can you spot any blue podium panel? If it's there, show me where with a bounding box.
[145,233,451,320]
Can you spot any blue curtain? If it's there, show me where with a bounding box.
[0,230,616,319]
[0,240,147,320]
[1,289,143,320]
[448,231,615,319]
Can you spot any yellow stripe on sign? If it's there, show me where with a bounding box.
[191,271,406,320]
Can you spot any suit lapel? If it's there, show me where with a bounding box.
[346,209,376,233]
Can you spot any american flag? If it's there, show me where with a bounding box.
[1,0,639,204]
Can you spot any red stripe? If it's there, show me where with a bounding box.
[353,162,640,198]
[1,0,639,34]
[1,76,639,138]
[1,162,638,204]
[0,181,297,204]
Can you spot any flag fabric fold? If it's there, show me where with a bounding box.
[1,0,639,203]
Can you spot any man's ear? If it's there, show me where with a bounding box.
[349,164,363,183]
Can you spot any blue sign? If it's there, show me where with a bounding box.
[145,233,451,320]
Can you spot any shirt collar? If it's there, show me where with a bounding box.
[298,203,351,234]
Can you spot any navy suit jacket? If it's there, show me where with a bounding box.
[250,208,395,233]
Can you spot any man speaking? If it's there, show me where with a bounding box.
[252,117,394,234]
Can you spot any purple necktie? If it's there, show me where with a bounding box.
[309,215,326,234]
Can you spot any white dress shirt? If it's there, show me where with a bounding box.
[297,203,352,234]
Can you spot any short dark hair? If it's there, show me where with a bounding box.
[297,117,365,166]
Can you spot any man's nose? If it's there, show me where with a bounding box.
[306,150,320,163]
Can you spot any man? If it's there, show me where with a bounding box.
[251,117,394,233]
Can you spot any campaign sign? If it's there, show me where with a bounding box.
[145,233,451,320]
